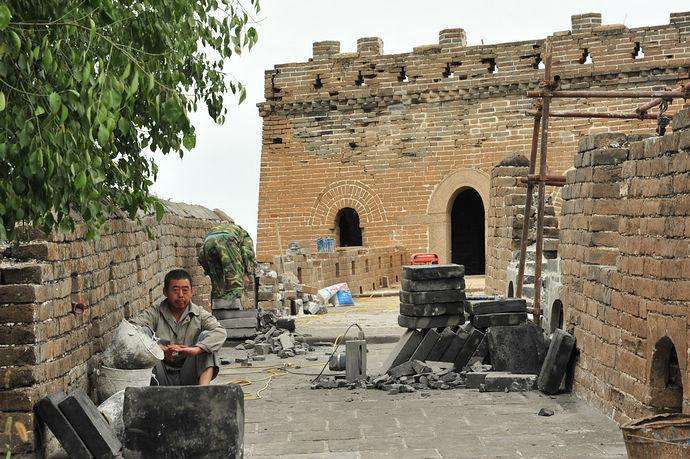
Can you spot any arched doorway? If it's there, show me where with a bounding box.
[335,208,362,247]
[450,188,485,274]
[649,336,683,413]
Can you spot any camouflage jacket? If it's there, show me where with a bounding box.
[198,222,255,300]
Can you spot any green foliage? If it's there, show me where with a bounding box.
[0,0,260,241]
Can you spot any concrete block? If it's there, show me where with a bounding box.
[401,277,465,292]
[275,318,296,332]
[255,343,272,355]
[403,264,465,280]
[453,328,484,370]
[58,389,122,458]
[123,385,244,458]
[35,392,92,459]
[471,312,527,330]
[487,321,548,374]
[537,329,576,394]
[398,314,463,329]
[410,328,440,361]
[467,297,526,315]
[400,289,466,304]
[399,301,466,317]
[479,372,537,392]
[381,329,425,373]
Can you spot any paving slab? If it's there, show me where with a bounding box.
[402,264,465,280]
[398,314,464,329]
[399,301,466,317]
[400,289,466,304]
[401,277,465,292]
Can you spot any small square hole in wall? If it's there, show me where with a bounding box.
[632,42,645,59]
[398,67,409,83]
[355,70,365,86]
[579,48,593,64]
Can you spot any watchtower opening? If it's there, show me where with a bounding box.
[335,207,362,247]
[450,188,485,275]
[649,336,683,413]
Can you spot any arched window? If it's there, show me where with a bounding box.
[335,208,362,247]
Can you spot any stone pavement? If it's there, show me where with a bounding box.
[216,340,627,458]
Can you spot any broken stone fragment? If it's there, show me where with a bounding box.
[538,408,555,417]
[411,360,432,375]
[479,372,537,392]
[278,332,295,350]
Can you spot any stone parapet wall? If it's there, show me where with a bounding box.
[0,201,227,455]
[257,12,690,260]
[561,109,690,423]
[274,246,409,296]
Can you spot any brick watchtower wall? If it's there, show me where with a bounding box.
[257,12,690,263]
[0,202,229,456]
[561,109,690,423]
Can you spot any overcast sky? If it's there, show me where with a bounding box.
[150,0,690,243]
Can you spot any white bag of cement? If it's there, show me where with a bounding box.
[306,301,328,315]
[98,390,125,442]
[317,287,335,303]
[102,319,164,370]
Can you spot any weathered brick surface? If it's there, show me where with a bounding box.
[0,201,228,455]
[256,12,690,264]
[561,110,690,424]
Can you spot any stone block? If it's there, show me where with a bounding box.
[453,328,485,370]
[479,372,537,392]
[465,372,489,389]
[212,309,257,320]
[219,317,258,328]
[426,328,457,361]
[487,321,548,374]
[275,318,296,332]
[255,343,272,355]
[225,328,257,339]
[402,264,465,280]
[123,385,244,458]
[388,360,415,378]
[410,328,440,361]
[398,314,463,330]
[57,389,122,458]
[537,329,576,395]
[440,330,466,363]
[278,332,295,350]
[399,301,466,317]
[35,392,92,459]
[467,297,526,315]
[472,312,527,330]
[401,277,465,292]
[400,289,466,304]
[381,329,425,373]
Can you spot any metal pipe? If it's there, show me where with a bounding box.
[636,83,690,114]
[526,110,665,120]
[532,52,553,326]
[527,89,688,99]
[516,113,541,299]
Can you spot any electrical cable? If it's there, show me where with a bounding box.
[310,322,364,384]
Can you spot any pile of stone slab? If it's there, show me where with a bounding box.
[228,311,313,362]
[256,263,328,317]
[212,307,258,340]
[382,286,576,394]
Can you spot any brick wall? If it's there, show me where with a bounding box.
[561,109,690,423]
[0,202,228,455]
[257,12,690,262]
[274,246,409,296]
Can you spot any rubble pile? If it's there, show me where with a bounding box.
[256,263,328,316]
[230,311,314,361]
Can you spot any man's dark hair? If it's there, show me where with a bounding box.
[164,269,193,291]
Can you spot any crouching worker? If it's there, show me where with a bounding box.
[130,269,227,386]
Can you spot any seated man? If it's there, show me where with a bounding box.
[130,269,227,385]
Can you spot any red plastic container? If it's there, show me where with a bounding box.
[410,253,439,265]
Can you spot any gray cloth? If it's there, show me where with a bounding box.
[153,351,219,386]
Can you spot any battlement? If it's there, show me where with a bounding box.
[260,11,690,109]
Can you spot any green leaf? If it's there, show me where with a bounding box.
[34,105,45,116]
[182,132,196,150]
[75,170,86,189]
[0,91,5,112]
[153,200,165,221]
[97,125,109,145]
[10,30,20,50]
[48,92,61,114]
[0,5,11,31]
